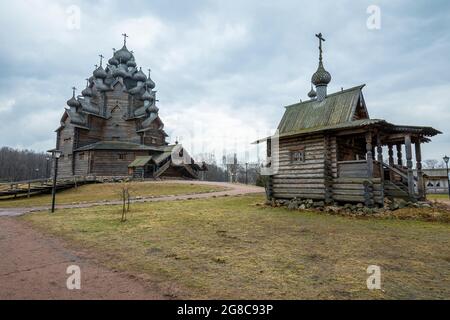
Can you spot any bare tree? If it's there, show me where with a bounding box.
[0,146,50,182]
[424,159,439,169]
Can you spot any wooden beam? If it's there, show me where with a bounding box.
[415,141,425,200]
[376,134,384,202]
[396,143,403,166]
[404,135,415,199]
[365,132,373,177]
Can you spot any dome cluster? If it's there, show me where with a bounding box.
[66,36,159,118]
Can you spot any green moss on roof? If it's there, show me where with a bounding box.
[128,156,152,167]
[278,85,365,134]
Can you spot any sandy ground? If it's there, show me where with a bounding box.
[0,181,264,299]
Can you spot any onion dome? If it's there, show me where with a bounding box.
[93,65,107,79]
[127,57,137,68]
[114,45,133,64]
[112,62,129,78]
[108,48,119,66]
[81,79,93,97]
[67,87,81,109]
[133,67,147,82]
[141,88,152,101]
[148,104,159,114]
[311,60,331,86]
[145,69,155,89]
[307,84,317,99]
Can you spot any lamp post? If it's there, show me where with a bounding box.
[444,155,450,199]
[46,156,50,179]
[49,150,62,213]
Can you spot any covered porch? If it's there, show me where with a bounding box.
[335,122,441,205]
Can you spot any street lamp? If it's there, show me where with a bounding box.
[48,150,62,213]
[444,155,450,199]
[46,156,51,179]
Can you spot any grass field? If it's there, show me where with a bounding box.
[0,182,226,208]
[427,194,450,200]
[23,194,450,299]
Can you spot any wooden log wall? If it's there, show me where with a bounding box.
[272,134,384,205]
[272,134,328,199]
[57,118,75,177]
[90,151,147,176]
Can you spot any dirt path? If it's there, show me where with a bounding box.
[0,181,263,299]
[0,217,171,299]
[0,180,264,217]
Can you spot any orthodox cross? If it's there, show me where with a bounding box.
[122,33,129,45]
[148,68,151,77]
[99,54,104,66]
[315,32,325,61]
[72,86,77,97]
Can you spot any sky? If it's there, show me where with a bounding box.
[0,0,449,164]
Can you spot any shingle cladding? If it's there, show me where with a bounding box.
[277,85,364,134]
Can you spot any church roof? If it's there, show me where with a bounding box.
[278,85,365,135]
[74,141,164,152]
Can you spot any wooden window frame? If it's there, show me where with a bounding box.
[290,147,305,163]
[118,153,127,160]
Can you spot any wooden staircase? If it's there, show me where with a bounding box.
[382,163,417,201]
[153,160,171,178]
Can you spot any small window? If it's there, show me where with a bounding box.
[427,182,433,187]
[79,153,84,160]
[436,181,440,187]
[151,138,157,144]
[291,150,305,163]
[118,153,126,160]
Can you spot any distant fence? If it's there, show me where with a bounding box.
[0,176,101,200]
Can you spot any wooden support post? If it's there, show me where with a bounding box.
[388,144,394,167]
[396,143,403,167]
[388,144,395,181]
[365,132,373,178]
[415,141,425,200]
[377,134,384,204]
[404,135,415,200]
[365,132,374,207]
[27,182,31,198]
[323,135,333,204]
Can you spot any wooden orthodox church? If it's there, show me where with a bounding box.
[256,33,441,206]
[52,34,204,179]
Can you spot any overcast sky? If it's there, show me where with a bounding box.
[0,0,449,164]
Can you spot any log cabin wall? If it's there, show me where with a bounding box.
[57,118,75,177]
[74,152,90,176]
[90,150,148,176]
[272,134,327,200]
[78,117,103,147]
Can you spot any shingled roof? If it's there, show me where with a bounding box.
[278,85,366,135]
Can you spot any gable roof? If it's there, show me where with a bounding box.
[278,85,366,135]
[128,156,152,167]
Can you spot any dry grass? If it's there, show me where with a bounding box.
[23,194,450,299]
[0,182,225,208]
[427,194,450,200]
